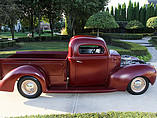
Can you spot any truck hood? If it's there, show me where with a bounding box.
[109,50,120,56]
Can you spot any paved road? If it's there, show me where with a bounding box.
[0,37,157,117]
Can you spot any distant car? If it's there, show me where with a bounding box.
[0,35,156,98]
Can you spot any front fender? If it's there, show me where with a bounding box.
[0,65,47,92]
[108,64,156,91]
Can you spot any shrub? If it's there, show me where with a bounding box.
[43,30,51,33]
[147,16,157,29]
[0,40,16,48]
[126,20,145,29]
[150,36,157,45]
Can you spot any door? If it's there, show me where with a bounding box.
[75,44,108,86]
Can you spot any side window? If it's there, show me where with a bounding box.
[79,45,105,54]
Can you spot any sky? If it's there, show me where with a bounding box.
[107,0,146,8]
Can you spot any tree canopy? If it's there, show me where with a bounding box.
[85,11,119,36]
[0,0,22,39]
[146,17,157,29]
[86,12,119,29]
[63,0,108,36]
[125,20,144,29]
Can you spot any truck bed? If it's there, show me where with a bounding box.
[0,51,68,86]
[8,51,68,59]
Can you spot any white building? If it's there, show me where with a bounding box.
[15,20,21,32]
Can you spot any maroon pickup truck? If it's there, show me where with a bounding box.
[0,35,156,98]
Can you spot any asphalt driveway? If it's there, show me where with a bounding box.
[0,37,157,117]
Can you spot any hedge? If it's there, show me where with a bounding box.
[14,35,71,42]
[105,33,143,40]
[111,39,148,56]
[14,111,157,118]
[78,33,143,40]
[0,39,16,48]
[150,36,157,45]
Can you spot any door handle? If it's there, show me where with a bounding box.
[76,61,83,63]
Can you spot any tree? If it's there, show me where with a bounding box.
[155,4,157,16]
[110,6,114,17]
[139,5,146,26]
[127,0,133,21]
[42,0,62,37]
[19,0,37,38]
[63,0,108,36]
[133,2,137,20]
[0,0,22,40]
[115,7,118,21]
[85,12,119,36]
[150,3,155,17]
[106,7,109,13]
[117,4,121,21]
[136,2,139,20]
[146,4,151,22]
[121,3,126,21]
[147,16,157,32]
[126,20,144,30]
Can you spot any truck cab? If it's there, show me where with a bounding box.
[68,35,121,87]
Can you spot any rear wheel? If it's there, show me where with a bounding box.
[127,77,149,95]
[17,76,42,98]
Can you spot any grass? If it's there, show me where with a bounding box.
[0,32,52,38]
[12,112,157,118]
[0,42,122,58]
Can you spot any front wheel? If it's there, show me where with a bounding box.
[127,77,149,95]
[17,76,42,98]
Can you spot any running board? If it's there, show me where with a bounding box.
[45,86,117,93]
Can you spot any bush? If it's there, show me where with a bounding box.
[43,30,51,33]
[0,40,16,48]
[150,36,157,45]
[147,16,157,29]
[125,20,144,29]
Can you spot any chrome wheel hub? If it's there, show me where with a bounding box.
[21,80,37,95]
[131,77,146,93]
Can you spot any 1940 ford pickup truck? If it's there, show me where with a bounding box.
[0,35,156,98]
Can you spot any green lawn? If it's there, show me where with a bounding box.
[0,41,122,58]
[0,32,52,38]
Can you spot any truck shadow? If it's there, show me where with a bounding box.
[24,93,78,113]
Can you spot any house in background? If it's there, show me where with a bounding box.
[40,22,50,30]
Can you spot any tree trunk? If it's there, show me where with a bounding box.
[10,22,14,40]
[38,4,41,41]
[30,13,34,38]
[97,28,99,37]
[48,13,54,37]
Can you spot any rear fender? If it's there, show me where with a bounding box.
[108,64,156,91]
[0,65,47,92]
